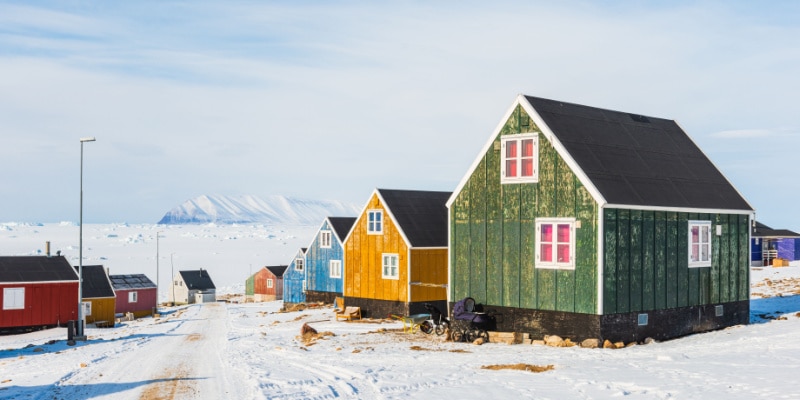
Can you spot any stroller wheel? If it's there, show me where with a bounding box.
[434,321,448,336]
[420,321,433,334]
[452,329,465,342]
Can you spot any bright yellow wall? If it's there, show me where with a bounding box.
[344,193,409,302]
[409,248,448,302]
[86,297,116,324]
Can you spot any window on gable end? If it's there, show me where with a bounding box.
[501,134,538,184]
[320,230,332,248]
[367,210,383,234]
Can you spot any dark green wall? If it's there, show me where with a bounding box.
[451,105,598,314]
[603,210,750,314]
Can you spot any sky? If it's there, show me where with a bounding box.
[0,1,799,228]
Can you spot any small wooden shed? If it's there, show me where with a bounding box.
[0,256,78,331]
[283,248,307,305]
[75,265,116,327]
[110,274,157,318]
[343,188,450,318]
[305,217,356,304]
[448,95,754,342]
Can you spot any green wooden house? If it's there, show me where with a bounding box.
[447,94,754,343]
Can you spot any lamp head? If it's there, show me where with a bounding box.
[80,137,96,143]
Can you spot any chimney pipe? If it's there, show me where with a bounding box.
[46,241,51,257]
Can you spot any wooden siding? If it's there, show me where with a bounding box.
[84,297,116,325]
[450,105,598,313]
[0,282,78,329]
[283,251,306,304]
[114,288,156,316]
[602,210,750,314]
[344,193,409,303]
[306,220,344,296]
[409,248,448,302]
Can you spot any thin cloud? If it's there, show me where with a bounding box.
[711,129,773,139]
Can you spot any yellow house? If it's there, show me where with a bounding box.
[343,188,450,318]
[75,265,116,327]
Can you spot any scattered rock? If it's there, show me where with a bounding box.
[581,338,600,349]
[23,344,35,349]
[32,347,44,353]
[563,338,576,347]
[300,323,317,336]
[614,342,625,349]
[531,340,545,346]
[603,339,615,349]
[544,335,564,347]
[80,363,88,368]
[472,338,485,345]
[643,337,656,345]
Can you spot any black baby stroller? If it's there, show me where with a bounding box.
[419,303,450,336]
[451,297,495,342]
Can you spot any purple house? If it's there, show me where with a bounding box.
[751,222,800,266]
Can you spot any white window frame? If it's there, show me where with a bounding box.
[367,210,383,235]
[329,260,342,278]
[320,230,332,248]
[83,301,92,316]
[128,291,138,303]
[382,253,400,280]
[535,218,576,270]
[295,257,304,271]
[688,220,712,268]
[501,134,539,184]
[3,287,24,310]
[267,279,273,288]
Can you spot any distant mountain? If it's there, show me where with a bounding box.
[157,194,361,225]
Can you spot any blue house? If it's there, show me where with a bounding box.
[305,217,356,304]
[283,247,308,305]
[751,222,800,266]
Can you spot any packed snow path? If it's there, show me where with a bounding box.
[43,303,249,399]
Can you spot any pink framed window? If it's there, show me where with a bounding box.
[536,219,575,269]
[501,134,538,184]
[688,221,712,267]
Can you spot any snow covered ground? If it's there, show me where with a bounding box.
[2,223,800,399]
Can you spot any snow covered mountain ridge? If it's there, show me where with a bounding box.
[157,194,361,225]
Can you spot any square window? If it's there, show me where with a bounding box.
[501,134,538,184]
[367,210,383,234]
[689,221,712,267]
[535,218,576,269]
[382,254,399,279]
[2,287,24,310]
[295,258,304,271]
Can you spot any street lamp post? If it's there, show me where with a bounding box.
[170,253,176,305]
[156,231,162,315]
[77,136,96,340]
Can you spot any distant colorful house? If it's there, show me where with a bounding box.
[343,188,450,318]
[305,217,356,304]
[283,248,307,305]
[75,265,116,327]
[751,222,800,266]
[448,95,754,343]
[169,269,216,305]
[246,265,288,302]
[0,256,78,331]
[110,274,157,318]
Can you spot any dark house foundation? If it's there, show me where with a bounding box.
[344,297,448,319]
[448,300,749,343]
[305,290,340,305]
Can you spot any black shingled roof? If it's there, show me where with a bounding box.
[74,265,115,298]
[0,256,78,283]
[752,222,800,239]
[179,269,216,290]
[265,265,288,278]
[109,274,156,290]
[328,217,356,242]
[378,189,451,247]
[525,96,752,211]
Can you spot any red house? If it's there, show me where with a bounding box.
[247,265,287,302]
[0,256,79,331]
[109,274,157,318]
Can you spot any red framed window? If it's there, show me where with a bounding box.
[535,218,575,269]
[501,134,538,183]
